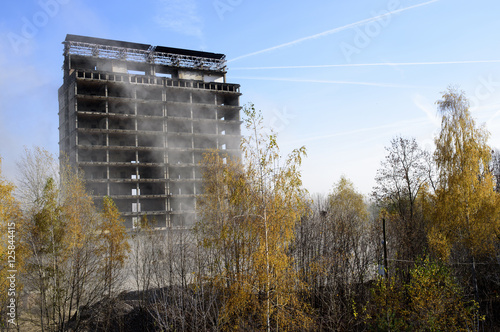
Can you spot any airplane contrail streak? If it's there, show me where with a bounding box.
[231,76,418,88]
[286,117,430,146]
[228,0,440,63]
[231,60,500,70]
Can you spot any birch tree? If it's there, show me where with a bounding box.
[0,158,25,329]
[431,87,500,260]
[430,88,500,329]
[196,104,312,331]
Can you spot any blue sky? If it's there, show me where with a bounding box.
[2,0,500,196]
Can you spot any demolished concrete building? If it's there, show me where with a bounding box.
[59,34,242,228]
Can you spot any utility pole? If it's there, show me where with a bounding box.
[383,218,388,279]
[383,218,390,331]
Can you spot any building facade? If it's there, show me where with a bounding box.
[59,34,241,228]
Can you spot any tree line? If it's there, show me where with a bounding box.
[1,87,500,331]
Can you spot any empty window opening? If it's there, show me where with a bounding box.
[132,188,140,196]
[128,70,146,76]
[132,203,141,212]
[156,73,172,78]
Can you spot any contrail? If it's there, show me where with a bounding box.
[228,0,440,63]
[231,76,418,88]
[286,117,430,146]
[231,60,500,70]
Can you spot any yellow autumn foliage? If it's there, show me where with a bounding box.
[431,88,500,260]
[196,104,313,331]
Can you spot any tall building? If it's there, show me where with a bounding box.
[58,34,241,228]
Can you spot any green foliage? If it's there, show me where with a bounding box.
[408,258,479,330]
[366,258,479,331]
[367,277,409,331]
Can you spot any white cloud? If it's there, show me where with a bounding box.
[154,0,203,38]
